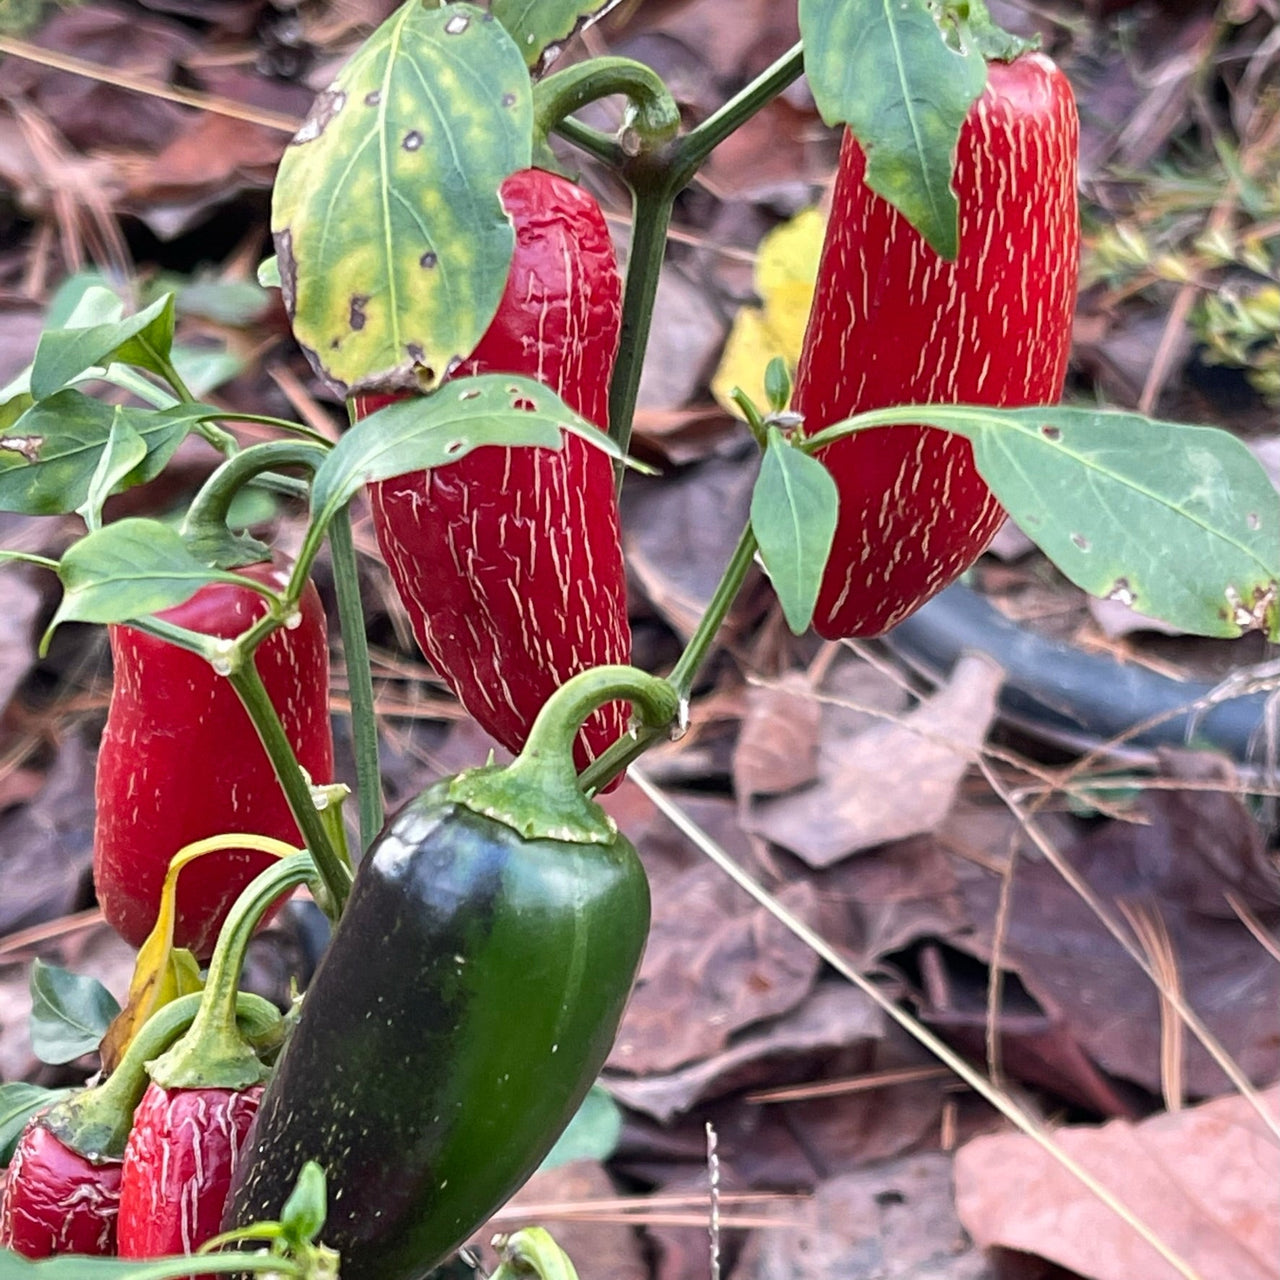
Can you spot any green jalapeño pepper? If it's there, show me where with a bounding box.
[224,667,678,1280]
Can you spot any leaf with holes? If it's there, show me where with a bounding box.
[828,404,1280,640]
[492,0,626,74]
[311,373,617,532]
[273,2,532,396]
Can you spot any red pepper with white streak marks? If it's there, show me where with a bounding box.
[115,854,314,1275]
[116,1082,262,1273]
[794,52,1080,637]
[355,166,631,780]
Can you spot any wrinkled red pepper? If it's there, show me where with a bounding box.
[0,1119,121,1258]
[356,166,631,779]
[117,1082,263,1272]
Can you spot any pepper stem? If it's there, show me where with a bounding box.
[44,989,280,1161]
[449,666,679,844]
[182,441,329,571]
[533,58,680,158]
[146,853,317,1091]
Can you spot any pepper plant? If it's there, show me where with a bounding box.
[0,0,1277,1276]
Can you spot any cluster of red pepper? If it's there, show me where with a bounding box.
[0,20,1080,1280]
[0,164,637,1274]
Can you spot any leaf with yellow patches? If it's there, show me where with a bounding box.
[273,3,533,396]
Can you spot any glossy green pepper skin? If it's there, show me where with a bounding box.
[224,778,650,1280]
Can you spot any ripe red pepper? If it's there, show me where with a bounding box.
[0,990,276,1260]
[114,854,311,1275]
[794,52,1079,637]
[117,1082,263,1272]
[0,1120,121,1257]
[355,166,631,778]
[93,561,334,960]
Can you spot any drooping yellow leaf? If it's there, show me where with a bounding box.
[98,834,300,1070]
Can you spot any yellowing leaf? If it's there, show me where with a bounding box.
[712,209,826,419]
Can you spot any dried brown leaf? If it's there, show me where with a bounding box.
[610,863,823,1078]
[733,672,822,799]
[749,654,1002,867]
[954,1087,1280,1280]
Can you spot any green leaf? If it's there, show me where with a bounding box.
[57,283,125,330]
[310,373,617,528]
[77,409,147,531]
[844,404,1280,640]
[257,255,282,290]
[0,394,208,516]
[539,1084,623,1171]
[47,275,122,328]
[47,519,230,639]
[29,960,121,1065]
[279,1161,328,1247]
[799,0,987,258]
[30,294,176,400]
[751,428,839,633]
[273,2,533,395]
[0,1083,74,1166]
[492,0,624,74]
[169,347,245,399]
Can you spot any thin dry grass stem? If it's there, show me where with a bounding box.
[744,1063,951,1103]
[7,100,130,280]
[1119,900,1185,1112]
[986,825,1019,1094]
[979,758,1280,1145]
[633,769,1208,1280]
[0,37,302,133]
[0,907,104,957]
[707,1122,721,1280]
[1226,892,1280,965]
[490,1188,798,1232]
[266,365,343,442]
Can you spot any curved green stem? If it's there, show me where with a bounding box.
[534,57,681,153]
[45,989,279,1160]
[521,664,679,768]
[229,663,352,913]
[182,441,329,569]
[450,666,679,844]
[329,505,384,851]
[148,853,316,1090]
